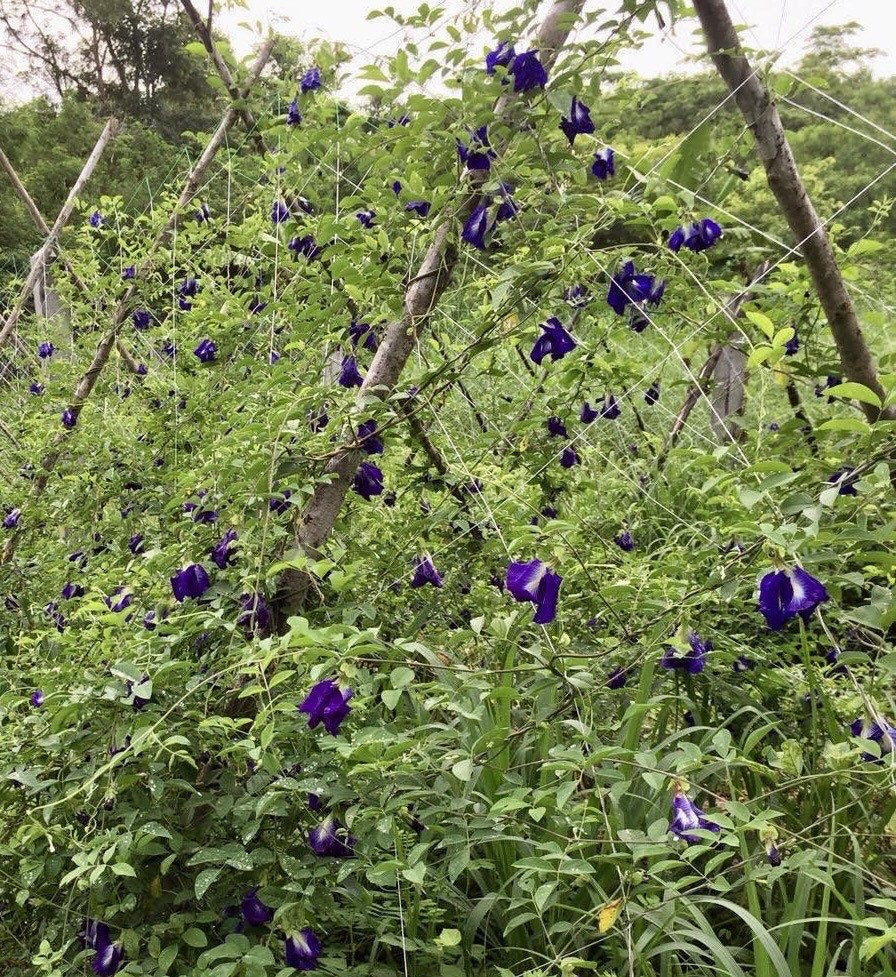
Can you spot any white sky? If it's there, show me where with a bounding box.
[219,0,896,78]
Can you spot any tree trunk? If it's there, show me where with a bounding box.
[693,0,895,422]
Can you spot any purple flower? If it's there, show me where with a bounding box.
[89,210,103,228]
[241,889,274,925]
[600,394,620,419]
[30,689,44,707]
[661,632,710,674]
[456,126,496,171]
[827,468,857,496]
[161,340,176,358]
[669,791,719,843]
[356,209,376,228]
[495,182,519,221]
[178,276,198,310]
[356,420,383,455]
[530,317,576,365]
[564,284,587,307]
[105,587,131,613]
[784,331,799,356]
[37,341,54,359]
[644,382,660,405]
[287,98,302,126]
[308,407,329,432]
[269,491,292,514]
[614,531,634,552]
[387,113,410,126]
[590,148,615,180]
[338,355,364,388]
[391,180,402,194]
[485,41,516,74]
[284,929,322,971]
[132,309,151,330]
[580,402,598,423]
[2,508,20,529]
[757,566,828,631]
[606,260,664,316]
[61,581,84,599]
[509,50,547,92]
[348,320,378,352]
[142,610,157,630]
[300,66,321,93]
[667,226,685,252]
[127,533,144,555]
[352,461,384,500]
[850,717,896,761]
[546,416,567,438]
[766,842,782,866]
[559,445,579,468]
[560,96,595,145]
[298,678,352,734]
[211,529,238,569]
[194,338,217,363]
[195,203,211,222]
[122,265,135,280]
[61,407,77,429]
[237,592,270,633]
[29,381,43,395]
[411,555,443,588]
[606,667,628,690]
[732,654,754,672]
[170,563,210,602]
[288,234,322,261]
[91,939,124,976]
[44,601,65,631]
[505,559,561,624]
[309,815,356,857]
[404,200,431,217]
[669,217,722,253]
[461,204,493,250]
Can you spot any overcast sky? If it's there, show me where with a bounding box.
[218,0,896,77]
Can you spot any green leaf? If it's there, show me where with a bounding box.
[827,381,882,407]
[195,868,221,900]
[111,862,136,877]
[182,927,208,948]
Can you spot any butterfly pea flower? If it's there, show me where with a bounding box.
[161,340,176,357]
[210,529,238,569]
[644,382,660,405]
[669,218,723,253]
[298,678,352,734]
[170,563,210,602]
[88,210,103,227]
[827,468,857,495]
[269,491,292,514]
[495,182,519,222]
[850,717,896,761]
[766,840,782,866]
[456,126,496,171]
[590,147,615,180]
[338,355,364,388]
[348,320,378,352]
[669,790,719,843]
[509,49,547,92]
[285,929,322,971]
[405,200,431,217]
[601,394,620,419]
[237,592,270,633]
[356,209,375,228]
[288,234,322,261]
[564,284,587,307]
[560,95,595,145]
[357,420,383,455]
[194,338,217,363]
[607,666,629,689]
[178,276,198,307]
[37,341,54,359]
[391,179,402,194]
[352,461,384,500]
[248,296,267,315]
[105,587,131,613]
[61,581,84,599]
[661,631,710,674]
[2,508,20,529]
[127,534,144,555]
[505,558,561,624]
[30,689,43,707]
[308,407,329,432]
[757,566,828,631]
[29,381,43,394]
[122,265,135,280]
[268,350,280,364]
[814,374,840,398]
[89,926,124,976]
[271,199,290,224]
[784,330,799,355]
[614,531,634,552]
[546,416,567,438]
[61,407,77,429]
[307,792,322,811]
[732,654,754,672]
[241,889,274,925]
[44,601,65,631]
[530,316,576,365]
[559,445,580,468]
[461,204,493,250]
[580,402,598,423]
[300,66,321,93]
[195,202,211,222]
[125,675,151,711]
[486,40,515,74]
[411,555,443,588]
[309,814,356,857]
[287,98,302,126]
[606,260,664,316]
[387,113,410,126]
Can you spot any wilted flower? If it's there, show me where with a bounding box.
[564,284,587,307]
[546,416,567,438]
[170,563,210,602]
[601,394,620,419]
[194,338,217,363]
[300,66,321,93]
[530,317,576,365]
[644,382,660,405]
[590,147,615,180]
[269,491,292,514]
[127,534,144,555]
[505,559,561,624]
[352,461,384,500]
[607,667,629,689]
[495,182,519,221]
[391,180,402,194]
[732,654,754,672]
[668,218,723,253]
[404,200,431,217]
[338,355,364,388]
[509,50,547,92]
[2,508,20,529]
[210,529,237,569]
[61,407,77,429]
[308,815,356,857]
[356,209,376,228]
[766,841,782,866]
[784,330,799,356]
[411,555,443,588]
[757,566,828,631]
[240,888,273,925]
[178,276,198,310]
[37,341,54,359]
[104,587,131,613]
[669,790,719,843]
[298,678,352,734]
[661,632,711,674]
[142,610,157,630]
[456,126,496,171]
[195,203,211,222]
[559,445,580,468]
[356,420,383,455]
[284,929,322,971]
[237,592,270,633]
[308,407,329,432]
[485,40,516,74]
[614,531,634,552]
[560,96,595,144]
[288,234,322,261]
[287,98,302,126]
